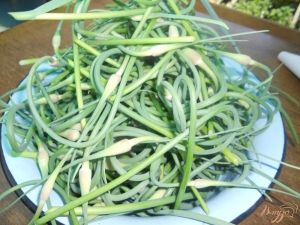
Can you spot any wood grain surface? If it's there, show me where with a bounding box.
[0,1,299,224]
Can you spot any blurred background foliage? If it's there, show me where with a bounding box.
[209,0,300,30]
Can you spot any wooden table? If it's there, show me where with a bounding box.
[0,1,299,224]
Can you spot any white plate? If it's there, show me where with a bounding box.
[0,57,285,224]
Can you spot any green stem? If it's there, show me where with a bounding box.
[35,7,161,20]
[87,36,195,46]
